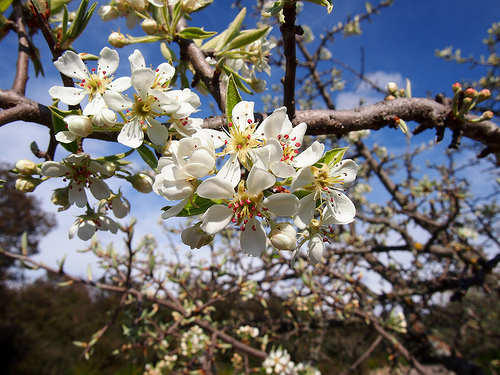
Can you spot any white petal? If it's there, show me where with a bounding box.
[41,161,70,177]
[68,220,79,239]
[329,159,358,184]
[201,204,234,235]
[161,198,189,219]
[54,51,87,80]
[88,177,111,200]
[77,219,97,241]
[308,233,324,265]
[289,122,307,144]
[83,94,107,116]
[261,106,287,140]
[270,161,297,179]
[240,218,267,256]
[103,90,133,112]
[293,141,325,168]
[263,193,299,216]
[129,49,146,71]
[108,76,131,92]
[326,191,356,224]
[156,62,175,83]
[291,167,315,191]
[131,68,155,95]
[154,178,193,201]
[146,118,169,145]
[68,181,88,207]
[217,154,241,187]
[49,86,85,105]
[118,120,144,148]
[98,47,119,76]
[231,101,254,131]
[247,166,275,196]
[293,193,315,229]
[197,177,234,200]
[111,196,130,218]
[55,131,77,143]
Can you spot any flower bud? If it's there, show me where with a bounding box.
[98,5,119,21]
[15,159,40,176]
[51,187,70,210]
[269,223,297,251]
[15,177,41,192]
[108,31,127,48]
[92,108,117,128]
[477,89,491,103]
[115,0,129,11]
[386,82,398,95]
[141,19,158,35]
[181,223,213,249]
[129,173,153,193]
[130,0,147,11]
[102,161,116,176]
[452,82,462,93]
[464,88,477,98]
[181,0,198,12]
[65,115,93,137]
[250,78,266,93]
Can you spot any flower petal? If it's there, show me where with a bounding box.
[89,177,111,200]
[293,193,315,230]
[77,220,97,241]
[263,193,299,216]
[118,120,144,148]
[54,51,87,80]
[146,118,169,145]
[330,159,358,184]
[68,181,88,208]
[201,204,234,235]
[326,191,356,224]
[240,218,267,256]
[197,177,234,200]
[48,86,85,105]
[308,233,324,265]
[291,167,315,191]
[247,166,275,196]
[98,47,119,76]
[292,141,325,168]
[41,161,70,177]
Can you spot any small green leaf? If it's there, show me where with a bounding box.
[21,232,28,256]
[226,75,242,122]
[262,1,284,18]
[303,0,333,13]
[178,27,216,40]
[161,194,221,217]
[87,264,93,282]
[405,78,412,98]
[160,41,177,62]
[216,7,246,50]
[0,0,13,12]
[0,180,4,189]
[137,144,159,171]
[317,147,348,167]
[223,27,269,52]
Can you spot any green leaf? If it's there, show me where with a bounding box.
[0,180,4,189]
[405,78,412,98]
[48,105,80,153]
[216,7,246,50]
[161,194,221,217]
[137,144,158,171]
[303,0,333,13]
[223,27,269,52]
[225,75,242,123]
[178,27,216,40]
[317,147,348,167]
[262,1,284,18]
[0,0,13,12]
[160,41,177,62]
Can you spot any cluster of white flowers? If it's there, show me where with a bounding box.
[154,100,358,265]
[49,47,201,149]
[179,325,209,356]
[262,348,321,375]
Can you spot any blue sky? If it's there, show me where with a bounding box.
[0,0,498,277]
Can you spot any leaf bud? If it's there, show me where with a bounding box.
[141,19,158,35]
[108,31,128,48]
[15,159,40,176]
[129,173,153,193]
[269,222,297,251]
[65,115,93,137]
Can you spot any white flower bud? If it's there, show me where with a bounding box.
[269,222,297,251]
[130,0,147,11]
[129,173,153,193]
[250,78,266,93]
[98,5,119,21]
[65,115,93,137]
[386,81,398,95]
[15,159,40,175]
[108,31,127,48]
[15,177,40,192]
[181,223,214,249]
[181,0,198,12]
[51,187,70,210]
[92,108,117,128]
[141,19,158,35]
[115,0,129,11]
[102,161,116,176]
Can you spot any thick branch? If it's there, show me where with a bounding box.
[12,0,30,95]
[280,3,299,118]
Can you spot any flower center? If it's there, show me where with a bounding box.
[227,181,267,230]
[310,163,344,193]
[224,120,261,168]
[79,70,112,101]
[128,93,162,123]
